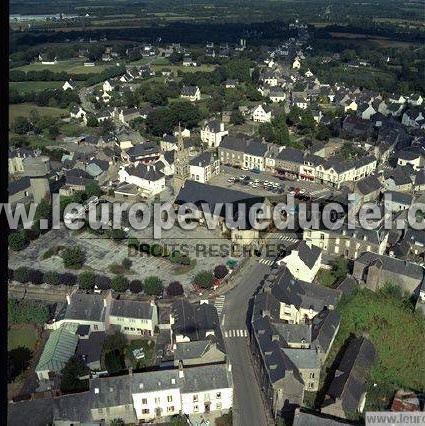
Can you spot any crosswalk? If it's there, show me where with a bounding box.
[224,329,248,338]
[215,295,225,316]
[276,234,299,243]
[310,189,330,198]
[258,258,274,266]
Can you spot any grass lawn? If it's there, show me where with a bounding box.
[12,60,115,75]
[130,56,170,66]
[316,268,339,287]
[317,287,425,413]
[126,338,156,369]
[8,324,39,351]
[9,103,68,125]
[151,64,216,73]
[10,81,63,94]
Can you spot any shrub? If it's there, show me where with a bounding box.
[129,279,143,294]
[28,269,44,285]
[169,250,191,265]
[8,299,49,324]
[44,271,60,286]
[111,276,129,293]
[58,272,77,286]
[62,246,85,269]
[78,271,96,290]
[8,229,27,251]
[143,276,163,296]
[122,258,132,269]
[194,271,215,289]
[167,281,184,297]
[95,275,111,290]
[110,228,126,242]
[214,265,229,279]
[14,267,29,283]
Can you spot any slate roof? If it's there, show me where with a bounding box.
[271,269,341,311]
[326,337,376,414]
[203,119,223,133]
[189,151,217,167]
[296,241,322,269]
[110,299,154,319]
[385,167,412,187]
[283,347,320,370]
[181,86,199,96]
[276,147,304,164]
[293,408,352,426]
[220,135,268,157]
[126,142,160,159]
[9,176,31,196]
[355,175,382,196]
[76,331,106,365]
[126,163,164,181]
[355,252,424,281]
[65,168,94,186]
[55,293,107,323]
[384,190,413,206]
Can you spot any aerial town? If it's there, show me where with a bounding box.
[6,1,425,425]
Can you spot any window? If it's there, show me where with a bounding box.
[216,392,222,399]
[216,402,222,410]
[155,397,160,404]
[167,395,173,403]
[167,406,175,413]
[142,398,147,405]
[194,405,199,413]
[309,372,315,379]
[193,395,199,403]
[142,409,150,414]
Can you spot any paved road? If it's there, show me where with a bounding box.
[221,258,275,426]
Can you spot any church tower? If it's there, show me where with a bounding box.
[172,124,190,195]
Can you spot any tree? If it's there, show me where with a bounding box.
[95,275,111,290]
[315,124,331,141]
[194,271,215,289]
[58,272,77,286]
[111,275,129,292]
[122,257,132,269]
[8,229,27,251]
[230,110,244,125]
[86,114,98,128]
[8,347,32,382]
[85,182,102,198]
[78,271,96,290]
[111,228,126,242]
[214,265,228,279]
[60,355,90,393]
[129,279,143,294]
[110,420,125,426]
[14,266,29,283]
[35,198,52,220]
[8,299,49,324]
[167,281,184,297]
[44,271,60,286]
[13,117,31,134]
[62,246,85,269]
[143,276,163,296]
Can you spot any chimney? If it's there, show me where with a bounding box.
[66,294,71,305]
[178,361,184,379]
[129,367,133,376]
[228,363,232,373]
[150,299,155,307]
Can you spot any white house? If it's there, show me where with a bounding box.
[62,80,76,91]
[278,241,323,283]
[200,120,228,148]
[109,299,158,336]
[70,105,87,123]
[251,104,273,123]
[189,152,220,183]
[103,80,114,93]
[269,88,286,103]
[408,94,423,107]
[118,162,165,196]
[180,86,201,101]
[292,57,301,69]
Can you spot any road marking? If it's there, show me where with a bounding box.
[215,295,226,316]
[258,258,274,266]
[224,329,249,338]
[221,313,226,327]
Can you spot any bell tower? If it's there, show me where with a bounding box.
[172,123,190,195]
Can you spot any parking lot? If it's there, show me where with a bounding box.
[210,166,335,199]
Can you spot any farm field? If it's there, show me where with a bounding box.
[12,60,116,74]
[10,81,63,94]
[151,63,216,73]
[9,103,68,124]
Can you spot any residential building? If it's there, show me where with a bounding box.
[189,151,220,183]
[251,104,273,123]
[303,226,389,259]
[353,252,425,296]
[279,241,322,283]
[181,86,201,101]
[118,162,165,196]
[200,120,228,148]
[109,299,159,336]
[383,191,413,212]
[321,337,376,419]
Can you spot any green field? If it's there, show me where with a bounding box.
[151,63,216,73]
[12,60,116,75]
[10,81,63,94]
[9,103,68,125]
[129,56,170,66]
[8,325,39,351]
[318,287,425,412]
